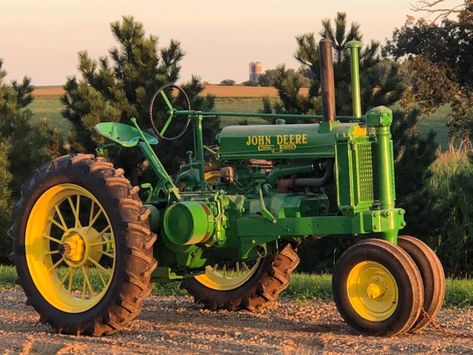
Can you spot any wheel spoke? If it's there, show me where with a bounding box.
[89,200,95,226]
[100,250,115,259]
[48,257,64,272]
[53,204,68,231]
[241,262,250,272]
[98,225,111,238]
[68,268,75,292]
[75,195,81,228]
[60,268,72,285]
[87,257,111,276]
[68,196,82,228]
[43,234,62,244]
[90,261,107,288]
[44,250,60,259]
[48,217,67,232]
[87,208,103,229]
[160,90,174,112]
[89,240,112,247]
[160,112,174,136]
[82,266,94,297]
[81,270,87,299]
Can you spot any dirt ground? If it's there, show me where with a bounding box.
[0,288,472,354]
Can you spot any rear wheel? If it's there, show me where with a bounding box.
[12,154,157,335]
[181,244,299,311]
[332,238,424,336]
[398,235,445,332]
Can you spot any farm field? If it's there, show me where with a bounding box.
[31,85,450,148]
[32,85,308,99]
[0,287,472,353]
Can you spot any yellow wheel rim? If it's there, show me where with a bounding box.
[25,183,116,313]
[195,258,261,291]
[346,261,398,321]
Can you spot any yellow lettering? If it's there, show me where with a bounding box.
[283,135,289,145]
[295,134,302,144]
[277,135,283,145]
[302,134,308,144]
[264,136,271,145]
[289,135,295,144]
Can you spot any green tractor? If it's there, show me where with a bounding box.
[12,39,444,337]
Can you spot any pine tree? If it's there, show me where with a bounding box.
[265,12,405,118]
[0,60,53,261]
[62,16,218,179]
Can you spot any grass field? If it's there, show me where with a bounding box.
[1,265,471,307]
[30,92,450,148]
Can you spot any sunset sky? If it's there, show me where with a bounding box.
[0,0,454,85]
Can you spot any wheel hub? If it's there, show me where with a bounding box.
[60,227,102,267]
[366,277,387,300]
[61,233,85,262]
[346,260,399,321]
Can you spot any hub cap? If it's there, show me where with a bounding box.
[346,261,398,321]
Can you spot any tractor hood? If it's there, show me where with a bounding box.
[218,122,367,160]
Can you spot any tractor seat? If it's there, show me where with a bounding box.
[95,122,158,147]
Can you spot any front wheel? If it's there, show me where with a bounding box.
[398,235,445,332]
[181,244,299,311]
[12,154,157,335]
[332,238,424,336]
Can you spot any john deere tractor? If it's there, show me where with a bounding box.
[12,39,445,337]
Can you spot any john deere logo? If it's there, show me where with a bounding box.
[245,134,308,152]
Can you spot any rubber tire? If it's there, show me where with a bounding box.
[332,238,424,336]
[398,235,445,333]
[180,244,299,311]
[11,154,157,336]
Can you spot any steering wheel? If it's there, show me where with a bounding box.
[149,83,192,141]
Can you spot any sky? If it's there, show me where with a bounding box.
[0,0,442,85]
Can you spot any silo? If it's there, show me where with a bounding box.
[255,62,263,80]
[249,62,256,82]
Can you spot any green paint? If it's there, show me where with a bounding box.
[347,41,363,119]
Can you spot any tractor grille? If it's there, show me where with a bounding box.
[355,142,374,203]
[336,139,375,213]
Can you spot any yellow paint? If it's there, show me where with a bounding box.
[352,125,367,137]
[246,133,308,152]
[194,258,261,291]
[25,183,116,313]
[346,261,398,321]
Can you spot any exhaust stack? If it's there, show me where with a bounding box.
[318,39,336,122]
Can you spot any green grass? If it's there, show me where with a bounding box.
[0,265,17,288]
[29,97,71,136]
[1,266,472,308]
[417,105,451,150]
[214,97,269,126]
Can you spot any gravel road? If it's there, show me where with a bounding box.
[0,288,472,354]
